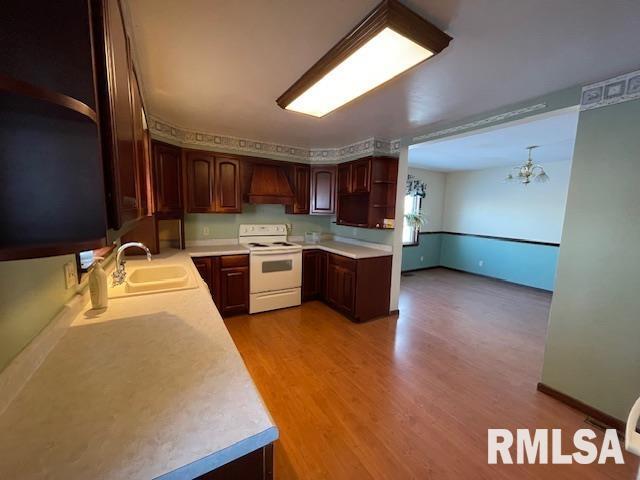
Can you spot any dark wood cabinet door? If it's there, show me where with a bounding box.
[325,262,342,308]
[341,268,356,314]
[193,257,212,293]
[337,163,352,194]
[219,266,249,316]
[98,0,140,228]
[310,166,335,215]
[153,142,183,215]
[326,254,356,314]
[350,158,371,193]
[302,250,325,301]
[130,70,148,216]
[185,151,215,213]
[287,165,310,214]
[215,156,242,213]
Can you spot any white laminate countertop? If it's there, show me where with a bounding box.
[0,250,277,480]
[185,240,391,259]
[187,244,249,257]
[298,240,392,259]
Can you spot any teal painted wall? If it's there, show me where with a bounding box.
[439,234,559,291]
[185,204,332,240]
[401,233,559,291]
[401,234,442,270]
[541,98,640,421]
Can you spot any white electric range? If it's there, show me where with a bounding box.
[238,224,302,314]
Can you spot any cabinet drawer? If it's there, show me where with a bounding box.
[220,254,249,268]
[328,253,356,271]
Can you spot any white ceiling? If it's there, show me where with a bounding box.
[125,0,640,148]
[408,107,579,171]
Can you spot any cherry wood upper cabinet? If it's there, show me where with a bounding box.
[350,158,371,193]
[215,157,242,213]
[93,0,142,229]
[310,165,336,215]
[152,141,183,216]
[185,150,215,213]
[185,152,242,213]
[0,1,107,260]
[285,165,310,214]
[336,156,398,229]
[337,163,352,194]
[130,69,149,216]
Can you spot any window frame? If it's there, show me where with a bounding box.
[402,194,422,247]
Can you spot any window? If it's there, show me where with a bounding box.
[402,194,422,245]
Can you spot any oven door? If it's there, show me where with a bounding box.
[250,250,302,294]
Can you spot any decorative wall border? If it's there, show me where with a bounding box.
[580,69,640,111]
[149,115,401,163]
[411,103,548,143]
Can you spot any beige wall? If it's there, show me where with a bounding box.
[541,98,640,420]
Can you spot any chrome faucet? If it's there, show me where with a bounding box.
[112,242,152,286]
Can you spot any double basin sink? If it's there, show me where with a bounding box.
[109,264,198,298]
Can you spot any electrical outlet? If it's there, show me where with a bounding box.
[202,227,210,236]
[64,262,78,289]
[478,260,484,267]
[420,256,424,262]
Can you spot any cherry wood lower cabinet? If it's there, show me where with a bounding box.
[192,255,249,317]
[302,249,327,300]
[303,250,392,322]
[196,444,273,480]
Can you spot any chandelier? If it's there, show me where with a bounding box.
[506,146,549,185]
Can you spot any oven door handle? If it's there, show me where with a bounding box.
[251,249,301,256]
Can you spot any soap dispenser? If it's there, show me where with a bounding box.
[89,256,108,309]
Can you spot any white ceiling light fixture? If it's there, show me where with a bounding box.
[506,146,550,185]
[276,0,452,118]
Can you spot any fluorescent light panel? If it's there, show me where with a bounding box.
[286,28,433,117]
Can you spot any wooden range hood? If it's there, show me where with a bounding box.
[247,164,295,205]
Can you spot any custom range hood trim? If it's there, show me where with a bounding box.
[276,0,452,117]
[247,164,295,205]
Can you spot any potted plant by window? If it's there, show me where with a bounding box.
[404,211,426,244]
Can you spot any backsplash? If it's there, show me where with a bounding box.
[184,204,333,240]
[330,223,394,245]
[0,255,78,372]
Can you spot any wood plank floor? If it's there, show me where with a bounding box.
[225,268,639,479]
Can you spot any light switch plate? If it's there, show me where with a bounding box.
[64,262,78,289]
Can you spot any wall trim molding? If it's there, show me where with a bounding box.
[148,115,401,163]
[411,103,548,143]
[580,68,640,111]
[537,383,631,436]
[409,231,560,247]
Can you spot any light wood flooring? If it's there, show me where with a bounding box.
[225,268,639,479]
